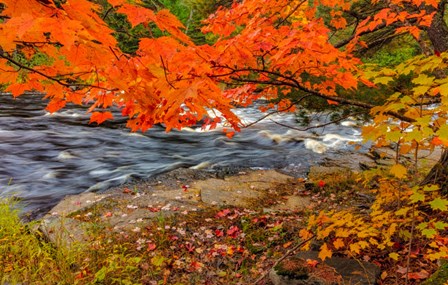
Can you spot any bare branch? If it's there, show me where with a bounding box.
[0,50,116,92]
[242,95,312,128]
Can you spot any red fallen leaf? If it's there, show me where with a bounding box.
[189,260,203,272]
[216,209,231,218]
[407,270,429,280]
[306,259,319,268]
[215,229,224,237]
[236,246,245,253]
[123,188,131,194]
[182,184,189,192]
[227,225,240,238]
[435,50,441,57]
[148,207,160,212]
[327,99,339,105]
[318,180,326,188]
[104,212,113,217]
[185,242,195,253]
[169,235,179,241]
[147,243,157,251]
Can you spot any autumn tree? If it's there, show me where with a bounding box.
[0,0,447,197]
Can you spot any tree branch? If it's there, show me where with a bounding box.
[269,111,366,132]
[0,49,117,92]
[211,64,416,123]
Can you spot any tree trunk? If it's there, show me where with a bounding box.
[420,0,448,195]
[427,0,448,53]
[421,150,448,195]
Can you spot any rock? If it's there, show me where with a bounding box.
[307,166,350,182]
[197,170,293,207]
[270,251,380,285]
[269,256,343,285]
[37,169,302,246]
[267,195,311,212]
[35,192,110,247]
[37,216,89,247]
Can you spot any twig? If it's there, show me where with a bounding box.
[242,95,311,128]
[268,112,364,132]
[160,56,176,89]
[254,234,315,284]
[0,51,116,92]
[275,0,306,28]
[405,204,416,285]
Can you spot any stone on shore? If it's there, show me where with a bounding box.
[37,169,310,246]
[270,251,380,285]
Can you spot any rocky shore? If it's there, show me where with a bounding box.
[33,148,443,284]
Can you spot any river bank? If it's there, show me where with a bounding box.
[2,146,446,284]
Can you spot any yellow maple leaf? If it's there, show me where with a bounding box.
[390,164,407,179]
[318,243,332,261]
[333,238,345,249]
[349,243,361,254]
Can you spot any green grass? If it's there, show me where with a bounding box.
[0,199,75,284]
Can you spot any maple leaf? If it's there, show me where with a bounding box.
[6,83,28,98]
[429,198,448,211]
[46,99,67,113]
[117,4,156,27]
[318,243,332,261]
[227,226,240,238]
[89,111,114,124]
[333,238,344,249]
[108,0,126,6]
[390,164,407,179]
[407,270,429,280]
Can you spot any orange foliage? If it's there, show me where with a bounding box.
[0,0,437,132]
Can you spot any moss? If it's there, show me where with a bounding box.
[274,257,310,279]
[422,262,448,285]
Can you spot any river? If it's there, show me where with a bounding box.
[0,93,365,218]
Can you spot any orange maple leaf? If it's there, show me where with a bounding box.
[318,243,332,261]
[89,111,114,124]
[117,4,156,27]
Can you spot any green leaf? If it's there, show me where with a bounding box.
[422,228,437,238]
[437,124,448,141]
[423,185,440,192]
[385,131,403,142]
[434,221,448,230]
[94,266,107,282]
[390,164,407,179]
[151,255,166,267]
[417,222,428,231]
[410,191,425,204]
[429,198,448,211]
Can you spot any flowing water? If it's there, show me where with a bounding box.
[0,93,365,218]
